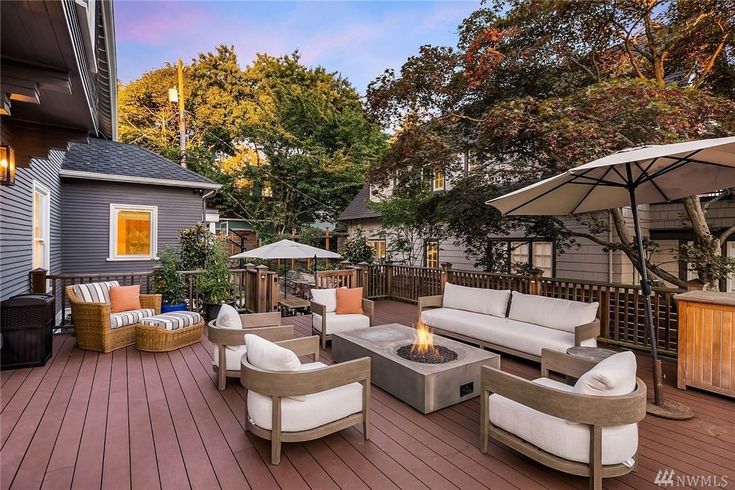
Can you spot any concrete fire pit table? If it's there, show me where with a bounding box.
[332,323,500,414]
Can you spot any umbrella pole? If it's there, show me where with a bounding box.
[626,164,693,419]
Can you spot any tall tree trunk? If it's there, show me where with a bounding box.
[681,196,721,290]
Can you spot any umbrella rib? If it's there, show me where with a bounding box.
[635,161,670,201]
[611,166,628,184]
[642,149,703,181]
[570,167,611,214]
[633,158,659,186]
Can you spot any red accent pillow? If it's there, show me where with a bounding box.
[335,288,363,314]
[110,285,141,313]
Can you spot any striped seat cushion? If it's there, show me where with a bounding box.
[141,312,203,331]
[73,281,120,303]
[110,308,155,329]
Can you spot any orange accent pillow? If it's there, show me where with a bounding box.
[336,288,363,315]
[109,285,141,313]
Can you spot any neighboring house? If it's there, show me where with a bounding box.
[1,0,117,301]
[59,139,220,273]
[339,175,735,288]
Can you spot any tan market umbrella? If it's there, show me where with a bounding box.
[488,136,735,420]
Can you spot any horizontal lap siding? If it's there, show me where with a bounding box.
[0,151,64,301]
[61,180,203,273]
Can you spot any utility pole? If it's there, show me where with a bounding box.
[177,58,187,168]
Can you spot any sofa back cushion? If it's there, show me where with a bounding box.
[311,288,337,313]
[72,281,120,304]
[573,351,637,396]
[336,288,363,314]
[244,334,301,371]
[216,303,241,329]
[109,285,141,313]
[442,283,510,317]
[508,291,598,333]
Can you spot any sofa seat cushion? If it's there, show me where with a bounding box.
[508,291,598,333]
[110,308,155,329]
[489,377,638,465]
[312,312,370,334]
[141,311,203,331]
[73,281,120,304]
[443,283,510,317]
[213,344,247,371]
[421,308,595,357]
[247,361,363,432]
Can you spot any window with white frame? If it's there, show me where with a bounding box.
[109,204,158,260]
[432,170,445,191]
[425,240,439,268]
[510,242,529,270]
[532,242,553,277]
[368,239,386,260]
[32,182,50,270]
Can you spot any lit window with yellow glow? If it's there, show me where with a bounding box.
[368,239,386,260]
[432,170,445,191]
[426,240,439,268]
[109,204,157,260]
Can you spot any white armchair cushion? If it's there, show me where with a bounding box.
[443,283,510,317]
[574,351,637,396]
[213,345,247,371]
[311,288,337,313]
[489,377,638,465]
[312,312,370,334]
[247,361,363,431]
[508,291,598,333]
[216,304,241,329]
[244,334,301,372]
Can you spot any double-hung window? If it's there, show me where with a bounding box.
[432,170,445,191]
[425,240,439,268]
[368,239,386,260]
[109,204,158,260]
[32,182,50,270]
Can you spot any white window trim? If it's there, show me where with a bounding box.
[108,204,158,261]
[432,170,445,191]
[32,181,51,272]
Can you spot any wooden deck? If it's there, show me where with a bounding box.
[1,300,733,490]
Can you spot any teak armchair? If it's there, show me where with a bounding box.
[207,311,293,390]
[481,350,646,490]
[240,335,371,464]
[310,297,374,349]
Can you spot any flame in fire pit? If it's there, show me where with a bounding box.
[412,320,439,357]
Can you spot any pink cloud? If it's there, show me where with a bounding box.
[115,3,214,44]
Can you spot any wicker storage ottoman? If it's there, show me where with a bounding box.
[136,311,204,352]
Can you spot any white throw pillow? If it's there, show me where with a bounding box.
[442,283,510,317]
[244,334,301,372]
[573,351,637,396]
[508,291,598,333]
[311,288,337,313]
[216,303,241,329]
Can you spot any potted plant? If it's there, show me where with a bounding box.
[152,245,187,313]
[197,238,235,319]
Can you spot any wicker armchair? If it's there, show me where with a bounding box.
[66,285,161,353]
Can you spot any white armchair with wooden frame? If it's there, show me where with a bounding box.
[481,349,646,490]
[310,288,374,349]
[240,335,371,464]
[207,310,293,390]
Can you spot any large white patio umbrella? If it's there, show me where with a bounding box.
[488,136,735,420]
[230,239,342,290]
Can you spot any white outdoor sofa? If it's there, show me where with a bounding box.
[419,283,600,361]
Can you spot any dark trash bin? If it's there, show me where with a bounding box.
[1,293,54,369]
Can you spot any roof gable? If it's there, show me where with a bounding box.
[338,183,382,221]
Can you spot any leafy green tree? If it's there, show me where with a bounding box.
[342,227,375,264]
[298,226,325,248]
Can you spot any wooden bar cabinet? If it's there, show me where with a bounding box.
[675,291,735,398]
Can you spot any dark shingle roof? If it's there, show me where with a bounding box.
[338,183,382,221]
[61,138,218,189]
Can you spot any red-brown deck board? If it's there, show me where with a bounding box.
[1,300,733,489]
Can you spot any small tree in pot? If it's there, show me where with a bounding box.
[152,245,187,312]
[197,238,235,319]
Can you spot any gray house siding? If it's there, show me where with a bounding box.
[61,179,204,273]
[0,150,65,301]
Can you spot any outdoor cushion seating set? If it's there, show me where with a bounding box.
[204,282,645,489]
[67,281,204,353]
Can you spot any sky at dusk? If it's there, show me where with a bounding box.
[114,0,479,94]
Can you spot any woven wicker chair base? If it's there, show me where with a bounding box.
[135,322,205,352]
[76,324,137,353]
